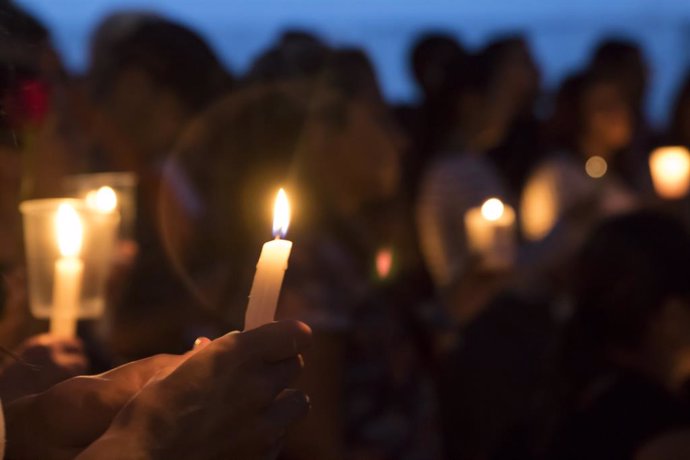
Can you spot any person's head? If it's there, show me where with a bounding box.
[299,51,404,212]
[668,70,690,148]
[0,1,54,78]
[436,52,493,150]
[547,70,632,156]
[245,30,329,85]
[570,211,690,386]
[590,38,648,116]
[88,14,231,162]
[480,35,540,115]
[410,33,464,101]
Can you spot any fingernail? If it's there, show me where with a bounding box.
[193,337,211,348]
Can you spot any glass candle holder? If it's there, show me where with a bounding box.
[63,172,137,240]
[20,198,119,320]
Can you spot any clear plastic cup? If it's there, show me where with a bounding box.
[19,198,120,319]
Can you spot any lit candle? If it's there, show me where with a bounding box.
[649,146,690,199]
[51,204,84,337]
[464,198,516,271]
[85,186,118,213]
[244,189,293,330]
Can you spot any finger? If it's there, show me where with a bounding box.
[244,355,304,408]
[193,337,212,349]
[263,389,310,432]
[234,389,310,455]
[236,320,312,362]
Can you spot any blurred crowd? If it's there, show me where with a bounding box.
[0,1,690,459]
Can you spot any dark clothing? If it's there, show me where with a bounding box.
[549,372,690,460]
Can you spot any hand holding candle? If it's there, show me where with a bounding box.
[244,189,293,330]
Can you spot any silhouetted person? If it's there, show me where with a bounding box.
[549,211,690,460]
[589,38,655,193]
[481,35,543,196]
[87,14,233,359]
[396,32,465,199]
[244,29,330,85]
[521,71,636,244]
[667,69,690,149]
[590,39,648,121]
[416,51,516,324]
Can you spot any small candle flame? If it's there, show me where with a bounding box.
[481,198,505,222]
[56,204,83,257]
[86,186,118,213]
[272,188,291,238]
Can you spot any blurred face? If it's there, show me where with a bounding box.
[100,69,187,164]
[318,99,403,206]
[581,82,632,153]
[493,42,541,111]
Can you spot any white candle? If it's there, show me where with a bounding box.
[464,198,516,271]
[51,204,84,337]
[244,189,293,330]
[649,146,690,199]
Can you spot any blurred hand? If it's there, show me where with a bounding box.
[80,320,312,460]
[0,333,88,403]
[5,350,183,460]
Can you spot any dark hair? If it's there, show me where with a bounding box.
[89,15,231,112]
[544,69,621,152]
[668,69,690,147]
[410,32,464,96]
[571,210,690,349]
[563,211,690,391]
[245,31,329,85]
[480,35,527,75]
[590,38,643,72]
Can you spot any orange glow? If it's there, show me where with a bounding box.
[650,146,690,199]
[375,248,393,280]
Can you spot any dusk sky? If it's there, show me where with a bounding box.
[17,0,690,123]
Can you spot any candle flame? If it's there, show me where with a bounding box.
[481,198,505,222]
[55,203,83,257]
[272,188,290,238]
[85,186,118,213]
[650,146,690,199]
